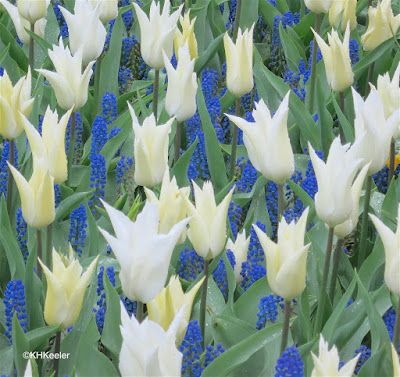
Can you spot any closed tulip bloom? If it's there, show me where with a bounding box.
[226,92,294,184]
[253,208,310,300]
[334,163,370,239]
[8,155,55,228]
[362,0,400,51]
[39,247,98,329]
[369,204,400,296]
[174,11,198,60]
[144,169,190,244]
[329,0,356,32]
[224,25,254,98]
[90,0,118,24]
[304,0,334,14]
[60,0,107,65]
[392,343,400,376]
[184,181,234,260]
[311,335,360,377]
[0,0,46,43]
[119,302,184,377]
[99,200,190,303]
[312,24,354,92]
[352,87,399,175]
[0,68,33,140]
[36,39,95,110]
[21,107,72,184]
[17,0,49,24]
[133,0,182,69]
[163,43,197,122]
[147,276,204,346]
[128,103,173,187]
[308,138,363,228]
[226,231,250,283]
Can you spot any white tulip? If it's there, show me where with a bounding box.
[392,343,400,377]
[90,0,118,24]
[304,0,334,14]
[226,231,250,283]
[17,0,49,24]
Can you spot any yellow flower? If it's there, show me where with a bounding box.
[329,0,357,32]
[147,276,204,345]
[39,247,98,329]
[174,11,198,61]
[392,343,400,377]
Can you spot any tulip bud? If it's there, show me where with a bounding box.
[119,302,184,377]
[90,0,118,24]
[392,343,400,376]
[254,208,310,300]
[8,154,55,229]
[328,0,356,32]
[362,0,400,51]
[223,25,254,98]
[133,0,182,69]
[226,92,294,184]
[334,163,370,239]
[226,231,250,283]
[174,11,198,60]
[308,138,364,228]
[17,0,49,24]
[39,246,98,329]
[184,181,234,260]
[369,204,400,296]
[311,335,360,377]
[128,103,173,188]
[99,200,190,303]
[163,43,197,122]
[304,0,334,14]
[36,39,95,110]
[312,24,354,92]
[0,68,33,140]
[60,0,107,65]
[144,169,190,244]
[147,275,204,346]
[352,87,399,175]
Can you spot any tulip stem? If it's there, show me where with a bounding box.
[94,53,104,115]
[37,229,43,280]
[136,301,144,323]
[174,121,182,164]
[54,331,61,377]
[328,238,344,303]
[388,139,395,186]
[6,140,15,217]
[200,259,209,350]
[307,13,321,113]
[29,23,34,70]
[232,0,242,42]
[46,223,53,270]
[313,227,334,336]
[358,175,372,269]
[338,91,345,142]
[280,300,291,356]
[277,183,284,223]
[229,98,241,181]
[393,297,400,353]
[153,69,160,120]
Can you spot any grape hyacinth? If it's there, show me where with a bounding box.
[178,247,204,282]
[68,204,88,257]
[16,208,28,260]
[212,250,236,300]
[275,345,304,377]
[256,295,280,329]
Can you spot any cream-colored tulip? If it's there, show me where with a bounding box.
[334,163,370,239]
[392,343,400,377]
[184,181,234,260]
[8,155,55,228]
[226,92,294,184]
[39,247,98,329]
[329,0,357,32]
[128,103,174,188]
[304,0,334,14]
[369,204,400,296]
[163,43,197,122]
[21,107,72,184]
[362,0,400,51]
[36,39,95,110]
[17,0,49,24]
[144,169,190,244]
[60,0,107,65]
[133,0,182,69]
[0,68,33,140]
[226,231,250,283]
[311,335,360,377]
[147,276,204,346]
[174,11,198,60]
[312,23,354,92]
[90,0,118,24]
[224,25,254,98]
[254,208,310,300]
